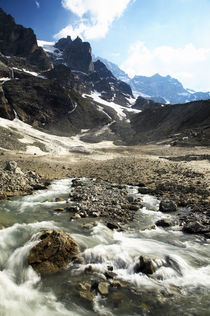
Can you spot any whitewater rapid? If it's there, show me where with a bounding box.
[0,178,209,315]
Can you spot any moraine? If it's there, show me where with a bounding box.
[0,178,210,316]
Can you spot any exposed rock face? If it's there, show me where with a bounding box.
[55,36,94,73]
[0,53,9,77]
[3,76,75,129]
[133,96,161,111]
[28,230,79,275]
[90,60,133,105]
[0,8,51,70]
[43,64,75,89]
[0,85,15,120]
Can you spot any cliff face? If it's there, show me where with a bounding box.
[55,36,94,73]
[0,8,51,70]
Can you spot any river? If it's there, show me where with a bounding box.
[0,178,209,315]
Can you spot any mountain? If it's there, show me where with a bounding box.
[39,38,133,106]
[0,7,209,148]
[129,74,210,104]
[0,8,51,71]
[93,55,130,83]
[95,56,210,104]
[133,96,162,111]
[130,99,210,146]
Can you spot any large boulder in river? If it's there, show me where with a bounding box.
[28,230,79,275]
[134,256,156,275]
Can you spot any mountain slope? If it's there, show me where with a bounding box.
[131,99,210,146]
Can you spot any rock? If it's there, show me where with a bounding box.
[77,282,94,302]
[31,183,47,190]
[98,282,110,295]
[127,195,135,203]
[138,187,153,194]
[71,213,81,220]
[5,161,17,172]
[79,290,94,302]
[134,256,156,275]
[155,219,172,228]
[91,211,100,217]
[105,271,117,279]
[182,221,210,234]
[159,199,177,213]
[55,36,94,74]
[84,265,93,273]
[28,230,78,275]
[55,197,65,202]
[140,225,156,231]
[110,280,127,288]
[107,222,119,230]
[129,204,139,211]
[0,8,51,70]
[53,208,65,212]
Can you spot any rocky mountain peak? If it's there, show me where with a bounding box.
[54,36,94,73]
[54,35,72,51]
[0,8,51,71]
[93,60,115,79]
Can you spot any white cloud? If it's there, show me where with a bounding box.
[35,1,40,8]
[121,41,210,91]
[54,0,132,40]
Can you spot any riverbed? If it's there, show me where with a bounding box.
[0,178,210,315]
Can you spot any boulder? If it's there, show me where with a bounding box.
[4,161,24,175]
[107,222,119,230]
[134,256,156,275]
[5,160,17,172]
[182,221,210,234]
[138,187,154,194]
[98,282,110,295]
[155,219,172,227]
[159,199,177,213]
[28,230,78,275]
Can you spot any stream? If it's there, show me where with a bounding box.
[0,178,209,316]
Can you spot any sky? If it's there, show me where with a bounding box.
[0,0,210,91]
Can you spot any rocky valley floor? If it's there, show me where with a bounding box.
[0,143,209,237]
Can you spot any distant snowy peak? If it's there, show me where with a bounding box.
[94,57,210,105]
[130,73,210,104]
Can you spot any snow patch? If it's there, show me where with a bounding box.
[0,77,11,82]
[26,146,46,155]
[37,40,56,53]
[83,91,126,120]
[0,116,116,156]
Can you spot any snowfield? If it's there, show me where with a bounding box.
[83,91,140,120]
[0,117,116,156]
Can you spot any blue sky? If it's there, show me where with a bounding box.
[0,0,210,91]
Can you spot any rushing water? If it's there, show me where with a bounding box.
[0,178,209,316]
